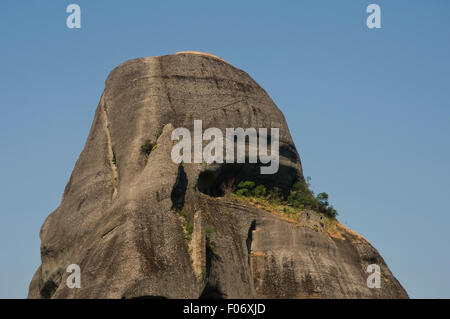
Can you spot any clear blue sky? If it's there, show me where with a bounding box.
[1,0,449,298]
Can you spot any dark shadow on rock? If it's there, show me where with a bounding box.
[246,220,256,265]
[40,280,59,299]
[198,238,226,299]
[199,282,227,299]
[171,164,188,210]
[196,163,297,197]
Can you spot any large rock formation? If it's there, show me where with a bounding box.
[28,52,408,299]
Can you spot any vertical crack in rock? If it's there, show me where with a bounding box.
[246,220,256,266]
[101,95,119,199]
[199,233,227,299]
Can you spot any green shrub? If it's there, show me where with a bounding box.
[236,188,249,197]
[324,205,338,218]
[291,180,307,193]
[236,181,257,197]
[185,222,194,235]
[155,127,163,139]
[112,152,117,165]
[287,190,317,209]
[315,192,338,217]
[232,178,338,218]
[141,140,154,156]
[266,187,283,202]
[185,222,194,241]
[253,185,267,197]
[178,210,194,241]
[317,192,329,207]
[237,181,256,190]
[287,179,338,218]
[206,227,217,252]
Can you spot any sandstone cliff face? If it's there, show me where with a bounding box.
[28,53,408,299]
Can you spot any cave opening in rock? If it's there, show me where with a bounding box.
[196,163,298,198]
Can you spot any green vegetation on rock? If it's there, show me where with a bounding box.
[206,227,217,252]
[178,209,194,242]
[141,139,154,156]
[233,177,338,218]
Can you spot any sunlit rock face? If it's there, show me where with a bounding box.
[28,53,408,299]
